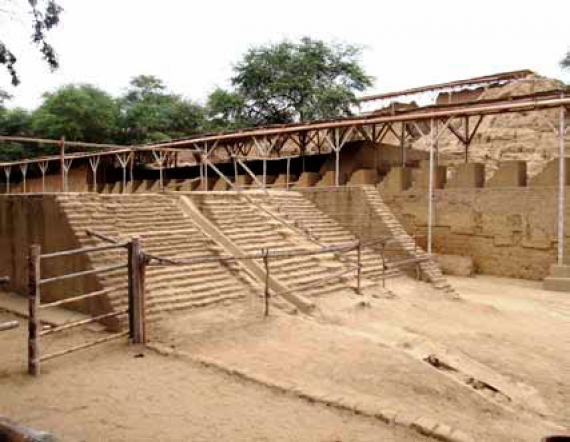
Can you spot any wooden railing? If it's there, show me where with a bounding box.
[0,276,18,332]
[27,238,146,377]
[145,236,429,315]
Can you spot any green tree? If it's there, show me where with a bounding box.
[119,75,206,143]
[0,89,10,108]
[1,0,63,85]
[0,92,35,160]
[1,107,32,136]
[561,51,570,70]
[206,88,253,131]
[208,37,373,128]
[31,84,120,142]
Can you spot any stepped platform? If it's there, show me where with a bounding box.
[57,194,258,322]
[191,192,366,299]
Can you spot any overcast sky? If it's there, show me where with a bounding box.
[2,0,570,109]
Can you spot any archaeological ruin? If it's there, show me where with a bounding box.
[1,69,570,442]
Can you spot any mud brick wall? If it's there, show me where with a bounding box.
[302,187,562,280]
[300,187,394,242]
[0,195,99,308]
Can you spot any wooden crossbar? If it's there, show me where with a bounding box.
[40,242,129,259]
[38,331,130,363]
[38,288,112,310]
[0,321,19,332]
[39,264,127,286]
[40,309,129,337]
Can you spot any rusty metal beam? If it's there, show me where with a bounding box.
[359,69,533,102]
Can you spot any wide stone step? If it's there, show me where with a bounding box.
[146,293,245,315]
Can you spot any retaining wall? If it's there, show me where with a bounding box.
[0,194,101,312]
[300,187,562,280]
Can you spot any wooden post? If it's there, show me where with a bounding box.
[558,104,566,266]
[427,119,435,255]
[400,122,406,168]
[128,238,146,344]
[204,144,209,191]
[59,136,65,192]
[263,248,270,317]
[335,149,340,187]
[286,158,291,190]
[414,232,420,280]
[233,156,238,189]
[381,241,386,289]
[28,244,41,376]
[356,241,362,295]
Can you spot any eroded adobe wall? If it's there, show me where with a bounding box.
[1,168,90,194]
[381,188,559,280]
[0,195,100,310]
[301,187,561,280]
[300,187,394,241]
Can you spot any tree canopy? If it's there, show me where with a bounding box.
[210,37,373,126]
[118,75,206,144]
[32,84,120,143]
[0,37,375,160]
[561,51,570,70]
[0,0,63,86]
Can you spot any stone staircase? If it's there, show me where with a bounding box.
[360,186,457,295]
[195,193,362,298]
[56,194,257,321]
[251,191,401,282]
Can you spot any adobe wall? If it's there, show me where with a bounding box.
[300,187,561,280]
[299,187,395,242]
[1,168,89,194]
[0,195,101,312]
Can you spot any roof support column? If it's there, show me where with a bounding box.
[286,157,291,190]
[417,117,452,256]
[38,161,49,193]
[4,166,11,194]
[151,151,167,192]
[59,137,65,193]
[19,164,28,193]
[400,122,406,168]
[427,119,435,255]
[233,154,239,191]
[253,136,278,190]
[326,127,354,187]
[558,105,567,265]
[88,156,100,192]
[116,153,131,193]
[63,159,73,192]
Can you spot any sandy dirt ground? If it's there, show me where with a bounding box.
[1,275,569,441]
[0,311,426,442]
[151,275,570,441]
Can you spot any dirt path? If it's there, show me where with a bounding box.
[151,275,570,441]
[0,312,425,442]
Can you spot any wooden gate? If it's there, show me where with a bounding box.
[27,238,146,376]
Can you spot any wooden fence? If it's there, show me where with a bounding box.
[27,238,146,377]
[0,276,18,332]
[145,235,429,316]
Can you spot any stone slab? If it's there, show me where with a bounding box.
[487,161,527,187]
[447,163,485,189]
[543,277,570,292]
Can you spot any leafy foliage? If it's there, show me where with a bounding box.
[211,37,373,126]
[0,106,35,161]
[118,75,206,144]
[0,38,373,161]
[561,51,570,70]
[32,84,120,142]
[0,0,63,85]
[207,88,254,131]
